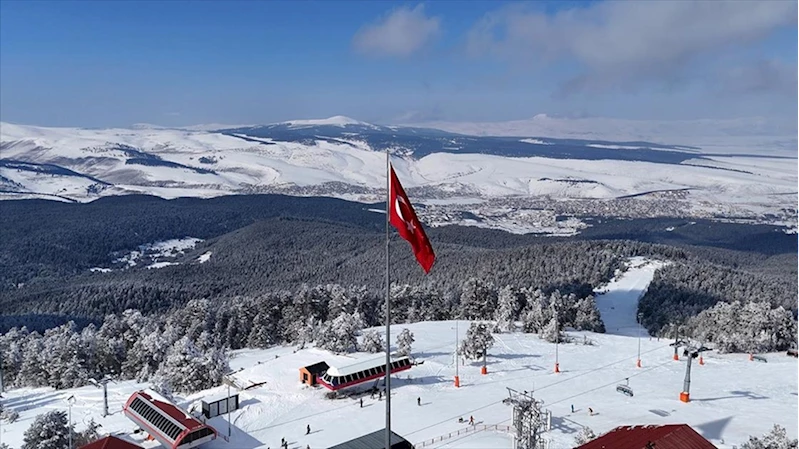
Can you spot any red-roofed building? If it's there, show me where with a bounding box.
[576,424,717,449]
[123,390,216,449]
[78,435,143,449]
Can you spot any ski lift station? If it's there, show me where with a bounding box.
[300,353,413,392]
[123,390,217,449]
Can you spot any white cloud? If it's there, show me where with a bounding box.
[352,4,440,57]
[719,59,798,96]
[467,1,797,93]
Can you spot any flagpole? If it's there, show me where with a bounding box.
[385,148,392,449]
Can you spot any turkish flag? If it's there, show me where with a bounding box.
[389,164,435,273]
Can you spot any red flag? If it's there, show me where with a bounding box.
[389,164,435,273]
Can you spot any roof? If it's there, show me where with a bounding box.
[326,353,408,377]
[79,436,143,449]
[576,424,717,449]
[202,391,239,404]
[301,361,330,374]
[326,428,413,449]
[136,390,205,432]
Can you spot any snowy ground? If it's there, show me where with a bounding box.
[1,260,796,449]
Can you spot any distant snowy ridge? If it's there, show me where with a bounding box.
[410,115,797,156]
[276,115,377,129]
[1,121,795,233]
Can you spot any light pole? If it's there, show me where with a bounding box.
[1,349,4,393]
[454,321,460,387]
[554,311,560,374]
[636,313,643,368]
[222,371,238,440]
[67,395,76,449]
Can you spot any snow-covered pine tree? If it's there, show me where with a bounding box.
[574,426,597,445]
[520,289,546,333]
[154,336,229,393]
[735,424,798,449]
[316,312,359,354]
[246,305,281,349]
[21,410,73,449]
[294,316,317,350]
[540,314,564,343]
[327,284,354,318]
[396,328,414,357]
[459,322,495,361]
[459,278,498,320]
[573,296,605,333]
[494,286,520,333]
[361,330,384,353]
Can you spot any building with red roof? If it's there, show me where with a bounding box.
[78,435,143,449]
[123,390,216,449]
[575,424,717,449]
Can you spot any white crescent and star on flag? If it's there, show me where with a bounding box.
[394,196,416,233]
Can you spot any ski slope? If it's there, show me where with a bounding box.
[0,261,796,449]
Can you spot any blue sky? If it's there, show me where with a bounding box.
[1,0,796,127]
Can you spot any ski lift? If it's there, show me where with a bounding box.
[616,378,634,397]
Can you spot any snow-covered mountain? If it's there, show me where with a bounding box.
[1,118,795,232]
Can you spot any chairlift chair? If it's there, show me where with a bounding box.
[616,378,634,397]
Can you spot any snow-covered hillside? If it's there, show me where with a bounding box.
[1,260,795,449]
[1,121,795,232]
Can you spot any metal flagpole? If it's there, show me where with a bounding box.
[385,148,392,449]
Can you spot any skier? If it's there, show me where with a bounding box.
[379,391,382,400]
[417,397,421,406]
[307,424,311,435]
[360,398,363,408]
[570,404,574,413]
[469,415,474,425]
[588,407,594,416]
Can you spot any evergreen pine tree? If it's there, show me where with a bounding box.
[361,330,384,353]
[396,328,415,357]
[21,410,73,449]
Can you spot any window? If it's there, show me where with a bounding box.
[179,428,214,446]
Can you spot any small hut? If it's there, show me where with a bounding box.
[326,429,413,449]
[299,361,329,386]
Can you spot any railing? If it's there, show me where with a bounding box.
[414,424,513,448]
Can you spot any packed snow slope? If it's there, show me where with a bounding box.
[1,260,795,449]
[0,121,795,228]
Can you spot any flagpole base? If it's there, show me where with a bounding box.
[636,358,642,368]
[481,366,487,375]
[679,392,690,403]
[673,353,679,361]
[698,356,704,366]
[554,363,560,374]
[454,376,460,387]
